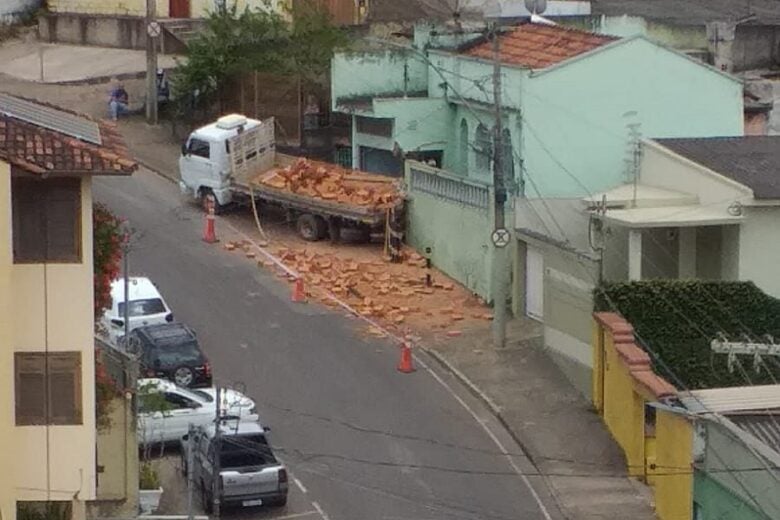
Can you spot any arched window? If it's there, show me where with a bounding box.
[459,119,469,175]
[475,123,491,173]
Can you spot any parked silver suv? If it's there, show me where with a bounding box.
[181,419,288,511]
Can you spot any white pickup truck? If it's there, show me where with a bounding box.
[182,420,288,511]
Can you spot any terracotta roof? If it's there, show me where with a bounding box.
[0,95,137,176]
[463,23,618,69]
[656,136,780,200]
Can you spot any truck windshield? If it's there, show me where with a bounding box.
[219,435,274,468]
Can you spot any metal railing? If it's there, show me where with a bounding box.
[407,160,491,210]
[96,337,137,391]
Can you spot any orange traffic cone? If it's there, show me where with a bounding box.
[203,214,218,243]
[397,343,415,373]
[291,277,306,303]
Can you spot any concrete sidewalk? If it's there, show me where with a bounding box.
[424,321,657,520]
[0,38,179,84]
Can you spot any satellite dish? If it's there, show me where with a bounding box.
[524,0,547,14]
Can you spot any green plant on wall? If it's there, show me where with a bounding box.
[595,280,780,389]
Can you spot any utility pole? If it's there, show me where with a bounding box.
[187,423,195,520]
[145,0,159,125]
[491,22,509,349]
[122,235,130,340]
[213,386,222,517]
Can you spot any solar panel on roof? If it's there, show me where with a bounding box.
[0,93,102,145]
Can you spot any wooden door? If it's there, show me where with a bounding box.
[170,0,191,18]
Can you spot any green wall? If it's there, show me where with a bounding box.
[331,50,428,107]
[694,470,767,520]
[521,37,743,197]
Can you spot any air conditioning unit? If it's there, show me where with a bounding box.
[216,114,248,130]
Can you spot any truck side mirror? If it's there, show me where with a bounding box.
[181,142,188,156]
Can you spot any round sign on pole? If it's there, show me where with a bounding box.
[147,21,161,37]
[491,228,511,248]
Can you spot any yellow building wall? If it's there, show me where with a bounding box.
[50,0,290,18]
[600,328,646,477]
[11,178,96,508]
[593,314,695,520]
[0,161,19,520]
[655,410,693,520]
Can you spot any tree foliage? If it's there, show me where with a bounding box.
[171,0,348,115]
[595,280,780,390]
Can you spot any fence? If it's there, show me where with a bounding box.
[407,162,491,210]
[96,337,137,391]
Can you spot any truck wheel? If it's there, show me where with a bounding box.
[200,188,222,215]
[296,214,326,241]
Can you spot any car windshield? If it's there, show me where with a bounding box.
[118,298,166,317]
[151,342,203,367]
[219,435,274,468]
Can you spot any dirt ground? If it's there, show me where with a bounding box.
[218,206,493,344]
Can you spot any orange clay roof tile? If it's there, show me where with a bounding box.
[464,23,618,69]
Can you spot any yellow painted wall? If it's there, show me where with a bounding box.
[593,315,695,520]
[655,410,693,520]
[11,177,96,513]
[0,161,19,520]
[599,327,646,477]
[49,0,170,17]
[50,0,290,18]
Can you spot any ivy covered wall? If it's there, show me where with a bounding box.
[595,280,780,389]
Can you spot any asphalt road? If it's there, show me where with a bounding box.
[95,168,564,520]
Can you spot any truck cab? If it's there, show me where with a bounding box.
[179,114,264,209]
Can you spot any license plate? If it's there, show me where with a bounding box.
[242,499,263,507]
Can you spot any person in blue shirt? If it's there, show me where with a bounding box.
[108,78,129,121]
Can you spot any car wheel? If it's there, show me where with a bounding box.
[268,495,288,507]
[174,366,195,387]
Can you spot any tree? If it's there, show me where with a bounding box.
[171,0,348,117]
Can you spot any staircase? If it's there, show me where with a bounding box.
[160,19,206,54]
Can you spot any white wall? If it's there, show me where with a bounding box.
[641,142,752,208]
[0,0,39,22]
[738,206,780,298]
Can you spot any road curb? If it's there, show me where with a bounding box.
[419,344,543,469]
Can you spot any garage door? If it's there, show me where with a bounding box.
[526,246,544,321]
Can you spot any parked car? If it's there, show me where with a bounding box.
[122,323,212,388]
[101,277,173,345]
[137,378,258,446]
[181,420,288,511]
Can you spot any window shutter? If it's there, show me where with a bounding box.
[15,353,46,425]
[12,180,47,262]
[48,353,82,425]
[45,180,81,262]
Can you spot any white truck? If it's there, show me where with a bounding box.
[178,114,402,242]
